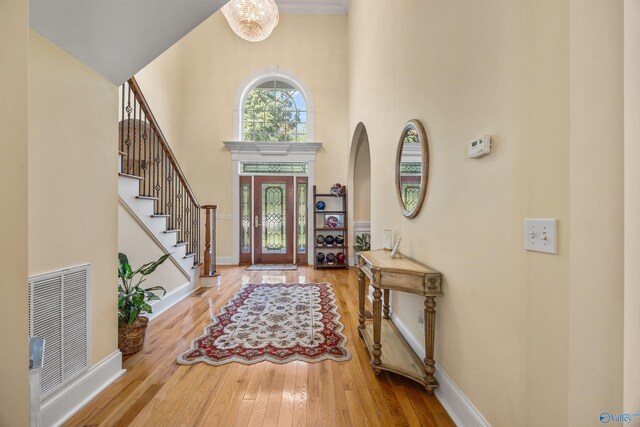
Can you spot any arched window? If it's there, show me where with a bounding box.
[242,79,308,142]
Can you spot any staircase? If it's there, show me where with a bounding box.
[117,77,217,289]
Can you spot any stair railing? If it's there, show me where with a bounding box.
[119,77,207,269]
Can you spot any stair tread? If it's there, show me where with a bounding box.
[118,151,128,157]
[184,252,196,258]
[164,229,180,233]
[151,214,170,218]
[136,196,158,200]
[175,242,189,247]
[119,172,144,180]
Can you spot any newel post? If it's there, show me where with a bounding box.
[202,205,218,277]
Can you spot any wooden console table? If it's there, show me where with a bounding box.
[356,249,443,394]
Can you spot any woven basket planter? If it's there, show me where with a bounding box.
[118,316,149,355]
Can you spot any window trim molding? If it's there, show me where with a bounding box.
[233,66,315,142]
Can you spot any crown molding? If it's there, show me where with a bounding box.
[277,0,349,15]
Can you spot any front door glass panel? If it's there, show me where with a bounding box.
[261,183,287,254]
[241,182,251,254]
[297,182,307,254]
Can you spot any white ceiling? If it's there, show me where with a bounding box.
[29,0,349,85]
[30,0,228,85]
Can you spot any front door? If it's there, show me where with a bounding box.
[254,176,294,264]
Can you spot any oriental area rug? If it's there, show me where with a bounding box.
[177,282,351,365]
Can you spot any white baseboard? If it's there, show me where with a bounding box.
[390,312,491,427]
[434,364,492,427]
[147,281,192,321]
[40,350,125,427]
[216,256,234,265]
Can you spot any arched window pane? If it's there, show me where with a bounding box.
[243,79,307,142]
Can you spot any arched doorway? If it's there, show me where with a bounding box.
[348,123,372,265]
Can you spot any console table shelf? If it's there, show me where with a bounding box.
[360,319,425,384]
[356,249,443,394]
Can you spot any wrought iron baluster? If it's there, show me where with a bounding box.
[186,187,190,251]
[125,85,132,174]
[120,84,125,172]
[177,181,183,244]
[162,151,167,217]
[154,132,160,214]
[167,165,172,229]
[137,102,142,181]
[151,130,156,211]
[142,117,148,196]
[132,95,137,177]
[196,207,200,265]
[168,168,173,230]
[183,184,187,248]
[173,169,178,233]
[190,203,195,262]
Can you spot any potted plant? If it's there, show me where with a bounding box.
[353,232,371,253]
[353,232,371,264]
[117,252,169,355]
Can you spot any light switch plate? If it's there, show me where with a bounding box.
[524,219,557,254]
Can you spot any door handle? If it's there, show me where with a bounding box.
[254,215,260,228]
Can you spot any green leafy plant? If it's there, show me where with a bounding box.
[354,233,371,253]
[118,252,169,326]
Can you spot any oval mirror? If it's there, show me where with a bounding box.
[396,119,429,218]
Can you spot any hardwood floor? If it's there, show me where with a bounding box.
[65,266,454,427]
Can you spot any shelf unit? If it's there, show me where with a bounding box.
[313,185,349,269]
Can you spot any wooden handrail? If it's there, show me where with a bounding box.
[127,77,200,208]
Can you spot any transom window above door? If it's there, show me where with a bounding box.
[242,79,308,142]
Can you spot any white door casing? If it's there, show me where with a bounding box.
[224,141,322,265]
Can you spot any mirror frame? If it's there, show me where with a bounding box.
[395,119,429,219]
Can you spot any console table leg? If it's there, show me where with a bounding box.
[372,287,383,366]
[424,296,438,394]
[357,270,366,337]
[383,289,390,319]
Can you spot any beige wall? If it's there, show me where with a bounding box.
[137,12,349,258]
[0,0,29,424]
[135,41,186,159]
[521,2,571,423]
[624,0,640,419]
[29,32,119,365]
[350,1,547,424]
[349,0,623,426]
[118,204,189,295]
[568,1,624,424]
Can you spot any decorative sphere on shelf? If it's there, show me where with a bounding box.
[334,235,344,245]
[315,201,326,211]
[336,252,346,264]
[316,235,325,245]
[316,252,325,264]
[326,253,337,264]
[324,235,335,246]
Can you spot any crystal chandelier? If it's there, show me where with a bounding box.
[221,0,280,42]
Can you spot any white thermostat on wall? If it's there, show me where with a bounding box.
[468,135,491,159]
